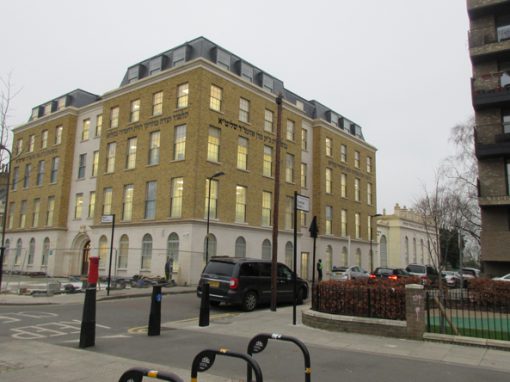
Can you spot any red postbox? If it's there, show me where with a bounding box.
[88,256,99,285]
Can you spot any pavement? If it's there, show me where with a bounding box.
[1,279,510,381]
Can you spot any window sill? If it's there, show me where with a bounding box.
[209,108,224,115]
[206,160,222,166]
[237,168,249,173]
[170,158,185,163]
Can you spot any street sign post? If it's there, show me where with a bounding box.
[102,214,115,296]
[292,193,310,325]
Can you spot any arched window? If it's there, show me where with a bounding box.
[4,239,10,265]
[15,238,22,266]
[261,239,271,260]
[342,246,348,266]
[98,235,108,268]
[235,236,246,258]
[141,234,152,269]
[356,248,362,267]
[118,235,129,268]
[380,235,388,267]
[167,233,179,269]
[413,238,417,263]
[28,238,35,265]
[405,236,409,264]
[285,241,293,268]
[325,245,333,272]
[203,234,217,262]
[42,237,50,266]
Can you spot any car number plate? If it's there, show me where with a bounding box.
[208,281,220,288]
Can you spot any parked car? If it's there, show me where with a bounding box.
[441,271,461,288]
[405,264,439,286]
[330,265,369,281]
[492,273,510,282]
[196,257,309,311]
[461,267,480,278]
[369,267,410,281]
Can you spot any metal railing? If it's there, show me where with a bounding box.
[426,289,510,341]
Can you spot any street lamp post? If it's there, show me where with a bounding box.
[369,213,383,272]
[0,144,13,292]
[205,171,225,264]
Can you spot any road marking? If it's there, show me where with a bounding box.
[167,313,239,324]
[0,311,58,325]
[98,334,132,339]
[10,319,111,340]
[128,326,148,334]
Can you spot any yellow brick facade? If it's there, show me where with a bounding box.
[3,38,377,282]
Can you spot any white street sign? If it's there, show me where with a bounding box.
[296,194,310,212]
[101,215,113,223]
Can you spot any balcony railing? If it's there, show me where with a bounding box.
[469,26,497,49]
[468,0,510,16]
[479,195,510,206]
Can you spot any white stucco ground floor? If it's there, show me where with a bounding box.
[2,220,379,285]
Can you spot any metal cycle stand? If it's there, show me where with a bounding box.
[191,348,263,382]
[118,367,184,382]
[246,333,311,382]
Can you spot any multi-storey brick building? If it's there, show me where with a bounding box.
[468,0,510,276]
[3,37,377,284]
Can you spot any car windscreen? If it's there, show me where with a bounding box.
[406,265,425,273]
[203,261,235,277]
[377,268,393,275]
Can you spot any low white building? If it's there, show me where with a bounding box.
[376,204,438,269]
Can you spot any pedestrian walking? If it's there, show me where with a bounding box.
[165,257,173,284]
[317,259,323,282]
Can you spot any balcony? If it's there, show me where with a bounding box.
[469,25,510,62]
[472,71,510,108]
[479,195,510,206]
[468,0,510,17]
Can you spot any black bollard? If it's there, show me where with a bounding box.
[199,283,210,327]
[148,284,162,336]
[79,287,96,348]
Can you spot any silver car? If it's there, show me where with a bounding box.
[330,266,369,281]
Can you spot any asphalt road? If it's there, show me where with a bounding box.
[1,295,510,381]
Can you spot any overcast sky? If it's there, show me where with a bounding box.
[1,0,473,213]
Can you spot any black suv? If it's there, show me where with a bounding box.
[196,257,309,311]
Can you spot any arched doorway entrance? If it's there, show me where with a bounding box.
[81,240,91,275]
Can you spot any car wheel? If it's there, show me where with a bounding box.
[242,291,258,311]
[210,300,221,307]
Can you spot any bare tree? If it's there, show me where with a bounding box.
[0,73,21,164]
[414,169,463,272]
[444,117,481,249]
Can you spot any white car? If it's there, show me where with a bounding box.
[330,266,369,281]
[492,273,510,282]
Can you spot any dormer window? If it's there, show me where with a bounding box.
[241,62,253,82]
[149,56,163,75]
[127,66,140,83]
[31,108,40,120]
[329,113,338,126]
[296,100,304,111]
[172,46,186,67]
[57,97,66,110]
[343,118,351,131]
[44,103,53,115]
[262,74,273,92]
[217,50,230,70]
